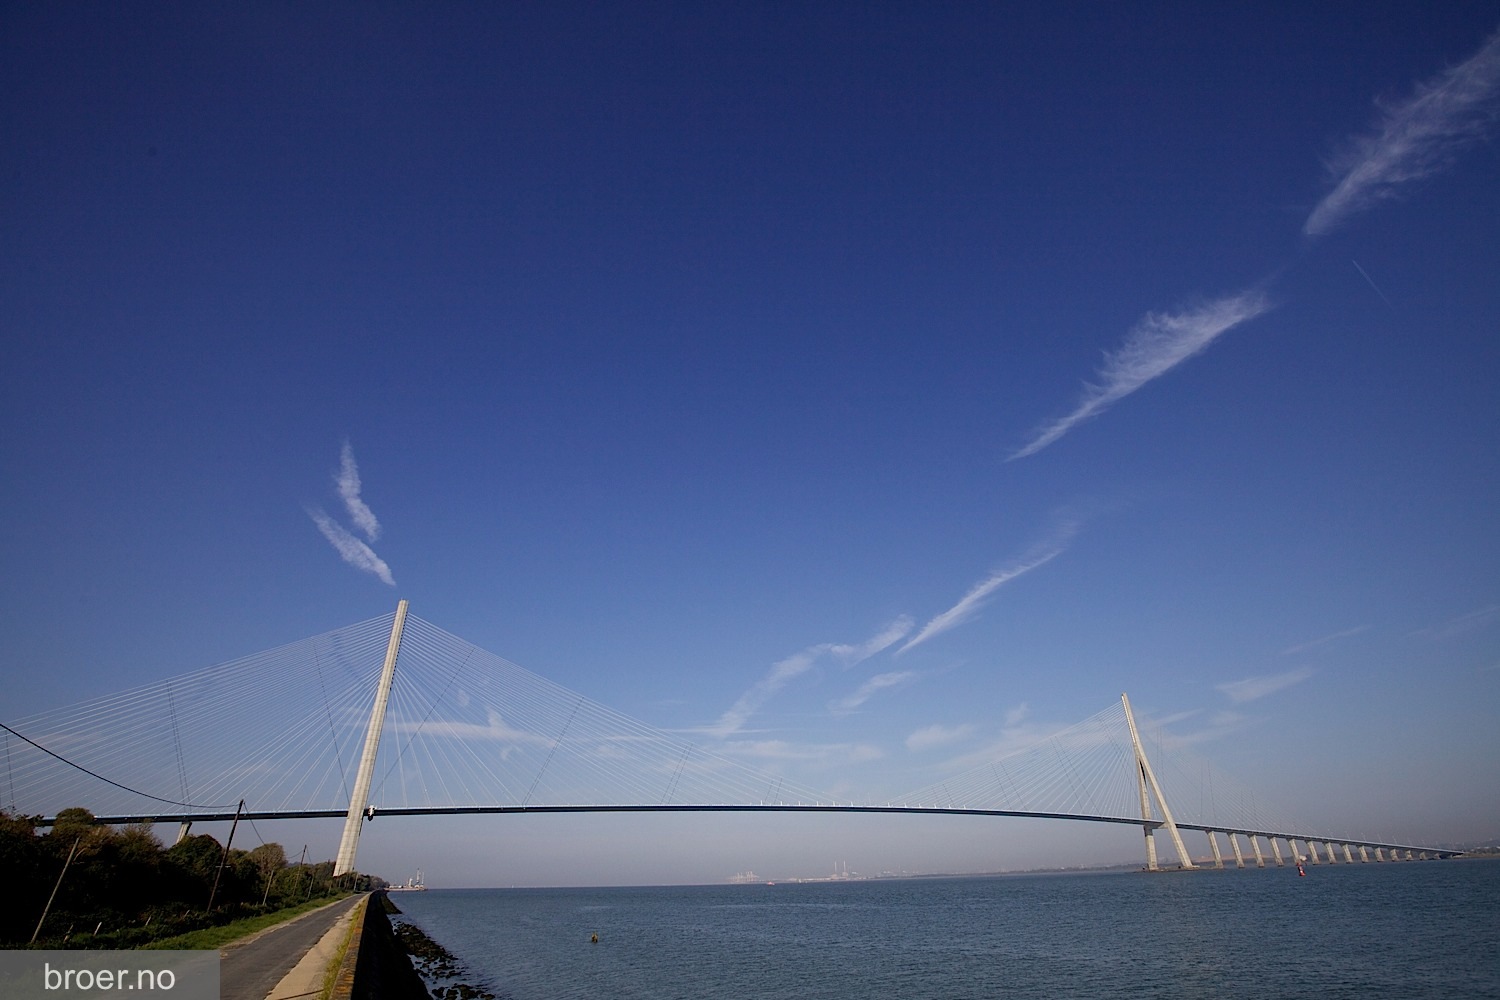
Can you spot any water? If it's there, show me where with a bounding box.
[389,860,1499,999]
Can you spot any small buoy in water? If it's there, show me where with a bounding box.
[1297,864,1306,877]
[591,932,598,943]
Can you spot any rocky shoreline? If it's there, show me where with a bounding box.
[384,897,499,1000]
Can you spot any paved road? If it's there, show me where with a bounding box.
[219,895,364,1000]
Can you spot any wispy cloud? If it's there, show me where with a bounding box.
[1409,604,1500,641]
[1143,708,1201,729]
[308,441,395,585]
[927,709,1074,772]
[1216,667,1314,704]
[720,739,883,766]
[898,528,1075,655]
[1010,290,1272,460]
[1280,625,1369,656]
[1152,709,1253,745]
[707,618,912,737]
[829,670,917,717]
[1008,29,1498,460]
[829,617,914,667]
[337,441,381,541]
[1305,28,1500,236]
[905,722,975,752]
[704,649,818,738]
[392,709,552,746]
[307,506,396,586]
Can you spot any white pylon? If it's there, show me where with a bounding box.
[1121,692,1196,871]
[333,600,409,876]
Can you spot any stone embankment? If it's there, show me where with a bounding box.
[328,891,431,1000]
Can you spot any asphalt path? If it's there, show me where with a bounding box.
[219,895,364,1000]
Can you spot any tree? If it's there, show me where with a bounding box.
[0,811,47,943]
[165,833,224,904]
[48,807,99,852]
[247,843,287,905]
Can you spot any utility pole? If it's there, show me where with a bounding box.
[206,799,245,913]
[294,843,308,902]
[31,836,81,944]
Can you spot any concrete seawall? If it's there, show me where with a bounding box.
[329,891,430,1000]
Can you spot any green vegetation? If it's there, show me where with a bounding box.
[141,894,353,950]
[1,807,368,949]
[319,897,366,1000]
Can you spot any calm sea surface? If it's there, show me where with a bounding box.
[389,859,1499,999]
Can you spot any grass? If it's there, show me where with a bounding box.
[319,898,367,1000]
[141,893,354,950]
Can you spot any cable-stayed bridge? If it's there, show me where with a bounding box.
[2,602,1457,874]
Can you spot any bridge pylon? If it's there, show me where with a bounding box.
[1121,692,1195,871]
[333,599,409,876]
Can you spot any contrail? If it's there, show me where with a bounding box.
[1351,259,1394,307]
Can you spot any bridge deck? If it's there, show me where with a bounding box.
[52,803,1459,858]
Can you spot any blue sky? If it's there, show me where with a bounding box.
[3,3,1497,886]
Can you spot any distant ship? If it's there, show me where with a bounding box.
[387,869,427,891]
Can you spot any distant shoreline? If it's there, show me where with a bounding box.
[409,852,1494,892]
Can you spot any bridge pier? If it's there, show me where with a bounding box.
[175,821,191,845]
[1270,837,1285,866]
[1142,826,1159,871]
[1342,843,1355,864]
[1375,847,1386,861]
[1358,845,1370,863]
[1228,832,1246,868]
[1249,834,1266,867]
[1205,830,1225,869]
